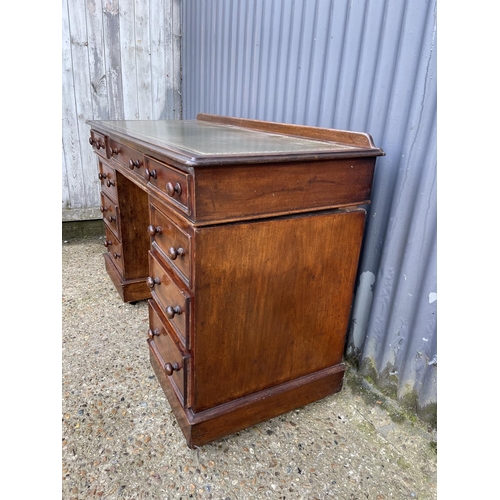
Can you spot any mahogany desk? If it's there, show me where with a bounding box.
[87,114,384,448]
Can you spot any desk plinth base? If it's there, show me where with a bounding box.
[150,350,345,448]
[103,253,151,303]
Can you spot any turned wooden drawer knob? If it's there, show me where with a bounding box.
[166,182,182,197]
[99,206,108,213]
[109,147,118,156]
[165,362,180,376]
[106,179,115,187]
[103,240,112,248]
[144,168,157,180]
[108,215,116,222]
[129,159,141,170]
[98,172,107,180]
[146,276,161,288]
[168,247,185,260]
[166,305,182,319]
[89,137,104,149]
[148,328,160,340]
[113,252,120,259]
[147,225,162,237]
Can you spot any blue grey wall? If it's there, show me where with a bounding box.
[182,0,437,424]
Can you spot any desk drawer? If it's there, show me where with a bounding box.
[108,138,145,174]
[98,160,118,201]
[145,156,191,215]
[100,192,120,238]
[103,227,123,273]
[147,299,188,406]
[148,203,191,285]
[147,251,190,346]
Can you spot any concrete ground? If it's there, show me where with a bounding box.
[62,236,437,499]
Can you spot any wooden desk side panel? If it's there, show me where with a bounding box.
[115,171,151,280]
[191,209,366,412]
[192,158,375,223]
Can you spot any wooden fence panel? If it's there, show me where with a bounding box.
[62,0,182,221]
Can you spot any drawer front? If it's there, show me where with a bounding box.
[89,130,107,157]
[145,156,191,215]
[103,227,124,273]
[148,251,190,346]
[100,192,120,238]
[108,138,145,174]
[149,203,191,285]
[147,300,188,406]
[98,160,118,201]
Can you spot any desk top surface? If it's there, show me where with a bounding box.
[87,115,384,165]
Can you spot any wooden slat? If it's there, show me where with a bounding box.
[150,0,168,119]
[62,144,70,211]
[168,0,182,119]
[103,0,124,121]
[67,0,100,209]
[135,0,153,119]
[86,0,109,120]
[62,0,85,210]
[119,0,139,119]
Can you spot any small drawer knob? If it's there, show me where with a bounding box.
[166,305,182,319]
[113,252,120,259]
[166,182,182,197]
[146,276,161,288]
[148,328,160,340]
[109,147,118,156]
[129,159,141,170]
[168,247,185,260]
[89,137,95,146]
[99,206,108,213]
[98,172,107,180]
[165,362,180,376]
[106,179,115,187]
[103,240,112,248]
[147,225,162,237]
[108,215,116,222]
[144,168,157,180]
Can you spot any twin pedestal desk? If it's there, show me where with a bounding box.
[87,114,384,448]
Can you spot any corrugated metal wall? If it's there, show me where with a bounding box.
[62,0,182,221]
[182,0,437,424]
